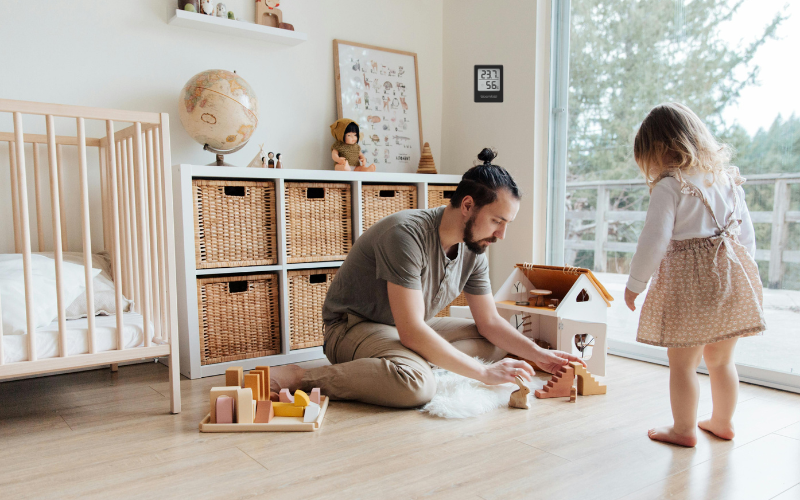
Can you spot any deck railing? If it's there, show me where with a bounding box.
[565,173,800,288]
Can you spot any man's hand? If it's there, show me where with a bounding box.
[480,358,535,385]
[625,287,639,311]
[532,348,586,375]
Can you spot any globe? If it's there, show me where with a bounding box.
[178,69,259,153]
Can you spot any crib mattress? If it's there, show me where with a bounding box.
[3,313,152,364]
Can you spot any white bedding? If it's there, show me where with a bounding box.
[3,313,153,364]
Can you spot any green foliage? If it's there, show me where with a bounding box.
[568,0,786,181]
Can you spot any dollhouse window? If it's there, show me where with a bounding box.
[576,289,590,302]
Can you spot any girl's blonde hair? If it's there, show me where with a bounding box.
[633,102,741,190]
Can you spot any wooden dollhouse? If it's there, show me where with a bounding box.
[453,264,613,376]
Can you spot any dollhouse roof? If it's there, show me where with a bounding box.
[512,264,613,307]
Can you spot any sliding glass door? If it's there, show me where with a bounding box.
[548,0,800,391]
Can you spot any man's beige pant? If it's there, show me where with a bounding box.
[300,314,506,408]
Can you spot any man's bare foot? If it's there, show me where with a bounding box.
[698,419,735,440]
[647,426,698,447]
[270,364,306,394]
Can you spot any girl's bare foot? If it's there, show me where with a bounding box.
[647,426,698,447]
[269,364,306,394]
[698,419,735,440]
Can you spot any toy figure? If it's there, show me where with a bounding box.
[267,151,275,168]
[275,153,282,169]
[247,143,268,168]
[200,0,214,14]
[330,118,375,172]
[214,2,227,17]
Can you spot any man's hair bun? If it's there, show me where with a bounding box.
[477,148,497,165]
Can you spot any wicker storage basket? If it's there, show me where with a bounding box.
[428,184,458,208]
[197,274,281,365]
[287,268,339,349]
[285,182,352,263]
[361,184,417,231]
[193,179,278,269]
[436,291,469,317]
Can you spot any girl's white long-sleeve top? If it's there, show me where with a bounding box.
[626,171,756,294]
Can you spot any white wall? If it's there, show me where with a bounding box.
[0,0,443,253]
[441,0,539,289]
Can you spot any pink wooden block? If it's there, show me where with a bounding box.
[279,388,294,403]
[215,395,235,424]
[310,388,321,405]
[254,400,274,423]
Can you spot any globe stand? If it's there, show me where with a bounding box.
[204,142,247,167]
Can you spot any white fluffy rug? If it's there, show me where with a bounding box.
[420,360,546,419]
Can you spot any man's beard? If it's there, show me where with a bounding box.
[463,213,497,254]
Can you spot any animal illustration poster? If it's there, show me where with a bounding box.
[334,40,423,173]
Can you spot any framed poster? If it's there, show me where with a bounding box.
[334,40,423,173]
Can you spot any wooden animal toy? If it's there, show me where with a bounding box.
[534,364,575,399]
[508,375,530,409]
[570,361,607,395]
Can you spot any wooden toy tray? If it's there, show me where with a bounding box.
[199,396,329,432]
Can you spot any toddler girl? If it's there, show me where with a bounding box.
[625,102,766,447]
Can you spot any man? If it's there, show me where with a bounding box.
[271,150,583,407]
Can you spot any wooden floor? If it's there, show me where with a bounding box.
[1,355,799,500]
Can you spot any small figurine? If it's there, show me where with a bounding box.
[256,0,282,27]
[200,0,214,15]
[330,118,375,172]
[214,2,227,17]
[227,11,235,20]
[267,151,275,168]
[275,153,282,169]
[179,0,199,12]
[247,143,268,168]
[508,376,531,409]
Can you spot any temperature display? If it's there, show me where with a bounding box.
[474,65,503,103]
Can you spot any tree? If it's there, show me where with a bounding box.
[567,0,785,182]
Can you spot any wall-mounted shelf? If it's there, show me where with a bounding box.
[168,9,307,46]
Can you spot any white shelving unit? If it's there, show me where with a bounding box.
[173,164,462,379]
[168,9,307,45]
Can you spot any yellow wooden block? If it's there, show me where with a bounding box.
[255,366,271,397]
[249,369,267,400]
[293,390,310,407]
[272,402,304,417]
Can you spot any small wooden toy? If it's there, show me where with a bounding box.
[528,289,552,307]
[244,374,262,402]
[310,388,321,405]
[570,361,607,395]
[569,386,577,403]
[303,403,321,423]
[200,0,214,15]
[494,263,613,376]
[210,387,253,424]
[247,144,268,168]
[225,367,244,388]
[535,365,575,399]
[216,395,235,423]
[254,366,271,395]
[255,0,282,28]
[272,402,304,417]
[279,388,294,403]
[254,400,275,423]
[508,376,531,409]
[293,390,310,407]
[416,142,437,174]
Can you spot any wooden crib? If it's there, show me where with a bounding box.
[0,99,180,413]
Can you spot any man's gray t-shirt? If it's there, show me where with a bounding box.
[322,206,492,326]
